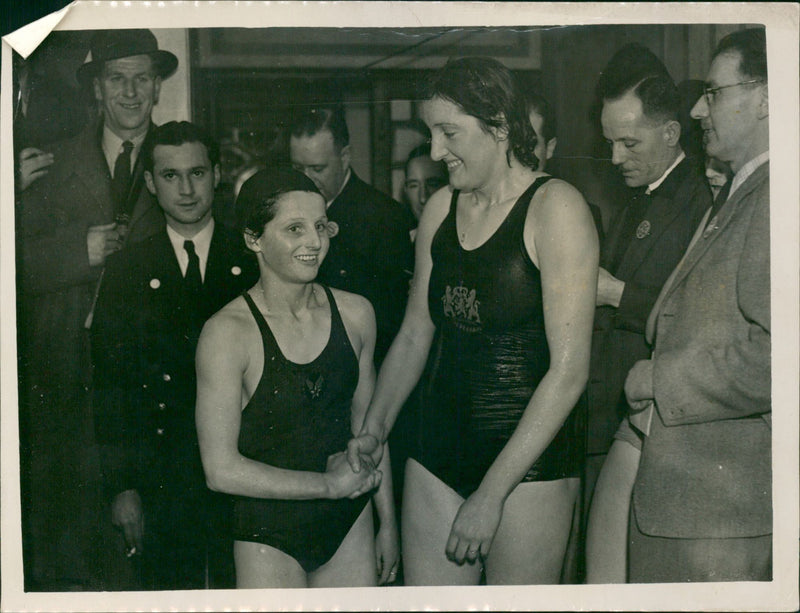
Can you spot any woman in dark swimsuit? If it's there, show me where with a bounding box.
[348,57,598,585]
[196,169,398,588]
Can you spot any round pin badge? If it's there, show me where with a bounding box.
[150,278,161,289]
[231,266,241,276]
[636,220,651,239]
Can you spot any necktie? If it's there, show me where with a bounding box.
[184,240,202,293]
[111,140,134,219]
[705,179,732,230]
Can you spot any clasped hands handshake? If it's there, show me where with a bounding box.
[324,432,383,499]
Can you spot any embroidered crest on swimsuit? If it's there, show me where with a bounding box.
[304,374,325,400]
[442,285,482,332]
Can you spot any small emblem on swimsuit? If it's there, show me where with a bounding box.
[305,374,325,399]
[442,285,482,332]
[231,266,242,276]
[636,220,651,239]
[149,278,161,289]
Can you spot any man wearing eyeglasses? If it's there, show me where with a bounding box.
[620,27,771,582]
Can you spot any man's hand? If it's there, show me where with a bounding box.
[346,432,383,473]
[18,147,54,191]
[624,359,655,411]
[111,489,144,556]
[596,267,625,307]
[87,223,124,267]
[324,452,381,499]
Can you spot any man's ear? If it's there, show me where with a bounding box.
[144,170,156,195]
[213,164,221,189]
[546,137,557,161]
[243,229,261,253]
[662,120,681,147]
[340,144,352,170]
[93,77,102,104]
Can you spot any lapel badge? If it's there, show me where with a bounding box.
[149,278,161,289]
[636,220,651,239]
[231,266,242,276]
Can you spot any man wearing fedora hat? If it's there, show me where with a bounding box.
[16,29,177,590]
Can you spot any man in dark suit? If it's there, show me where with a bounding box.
[15,29,175,590]
[91,122,258,590]
[289,105,415,364]
[622,27,771,583]
[584,45,711,516]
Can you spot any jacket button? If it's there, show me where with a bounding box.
[162,373,171,382]
[156,428,164,436]
[158,402,166,410]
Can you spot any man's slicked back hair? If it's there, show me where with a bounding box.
[142,120,220,173]
[713,28,767,82]
[289,105,350,150]
[597,43,680,124]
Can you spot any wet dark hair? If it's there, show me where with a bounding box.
[141,121,220,173]
[713,28,767,82]
[422,56,540,170]
[597,43,680,123]
[235,167,323,239]
[289,105,350,150]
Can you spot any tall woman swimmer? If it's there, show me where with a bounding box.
[347,57,598,585]
[196,169,398,588]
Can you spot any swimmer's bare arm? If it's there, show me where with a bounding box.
[196,300,378,500]
[346,186,450,470]
[338,291,399,584]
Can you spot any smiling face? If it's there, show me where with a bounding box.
[690,51,768,173]
[289,130,350,203]
[247,191,330,284]
[601,91,680,188]
[94,55,161,141]
[421,96,509,193]
[145,141,220,237]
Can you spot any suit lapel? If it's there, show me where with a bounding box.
[615,191,687,280]
[72,125,115,221]
[665,162,768,295]
[600,204,631,270]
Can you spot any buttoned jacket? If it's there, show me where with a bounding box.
[587,157,711,454]
[633,162,771,538]
[91,224,258,497]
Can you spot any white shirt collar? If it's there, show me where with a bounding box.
[101,125,148,176]
[327,168,351,208]
[729,150,769,200]
[646,150,685,195]
[166,218,215,280]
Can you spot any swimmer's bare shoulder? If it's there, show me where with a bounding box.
[198,293,258,371]
[327,286,376,357]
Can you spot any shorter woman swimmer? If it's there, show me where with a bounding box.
[196,168,398,588]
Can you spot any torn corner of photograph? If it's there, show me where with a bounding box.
[3,0,74,59]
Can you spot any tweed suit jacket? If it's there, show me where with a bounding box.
[317,171,415,363]
[633,161,771,539]
[91,223,259,498]
[587,156,712,455]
